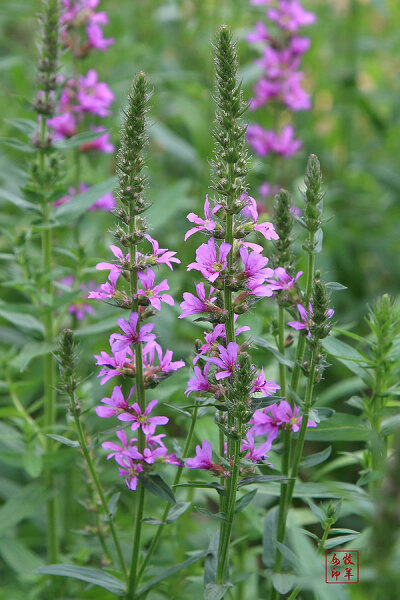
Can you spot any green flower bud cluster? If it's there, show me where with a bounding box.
[271,188,295,272]
[115,73,152,247]
[211,26,249,204]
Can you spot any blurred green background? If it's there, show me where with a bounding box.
[0,0,399,597]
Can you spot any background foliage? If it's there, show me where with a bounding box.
[0,1,399,598]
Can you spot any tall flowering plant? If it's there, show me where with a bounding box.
[88,73,187,596]
[246,0,316,208]
[179,27,317,593]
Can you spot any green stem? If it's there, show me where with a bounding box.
[278,305,287,398]
[6,373,46,448]
[318,522,331,554]
[137,402,200,581]
[71,402,128,578]
[288,585,301,600]
[271,353,317,600]
[217,436,241,584]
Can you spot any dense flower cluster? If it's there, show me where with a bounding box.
[180,192,317,472]
[50,1,115,210]
[246,0,316,205]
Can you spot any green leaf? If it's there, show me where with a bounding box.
[142,516,166,525]
[139,473,176,504]
[150,123,199,170]
[11,342,55,372]
[0,188,39,212]
[306,499,325,524]
[322,336,371,378]
[235,489,257,513]
[166,501,191,523]
[272,572,296,594]
[0,306,43,335]
[107,492,120,521]
[304,413,369,442]
[0,482,48,534]
[301,446,332,469]
[263,506,290,570]
[5,118,37,137]
[381,414,400,436]
[194,506,228,522]
[35,565,125,595]
[204,583,233,600]
[47,434,79,448]
[253,337,294,368]
[0,137,35,152]
[237,475,288,488]
[54,130,108,149]
[0,536,43,579]
[135,550,208,598]
[324,533,360,550]
[174,481,227,496]
[23,451,42,477]
[148,179,192,231]
[53,177,116,225]
[325,282,347,291]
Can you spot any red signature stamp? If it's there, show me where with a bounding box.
[325,551,359,584]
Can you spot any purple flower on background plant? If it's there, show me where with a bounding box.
[187,238,231,283]
[54,182,115,212]
[48,111,77,138]
[95,385,134,418]
[144,234,181,270]
[111,312,156,353]
[76,69,114,117]
[185,440,213,470]
[267,1,316,32]
[267,267,303,291]
[241,435,273,464]
[209,342,240,380]
[80,126,115,154]
[179,282,218,318]
[184,195,222,240]
[101,429,137,460]
[137,268,174,311]
[247,21,269,43]
[185,363,213,396]
[270,125,302,156]
[251,367,280,396]
[117,398,168,435]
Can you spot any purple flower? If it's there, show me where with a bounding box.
[251,367,280,396]
[209,342,240,380]
[241,193,279,240]
[95,385,134,418]
[185,362,212,396]
[137,268,174,311]
[143,342,185,374]
[117,398,168,435]
[241,435,272,465]
[185,195,222,240]
[249,403,281,442]
[86,20,114,51]
[239,247,274,282]
[193,320,250,365]
[111,312,156,353]
[274,400,317,432]
[96,245,128,286]
[54,182,114,212]
[179,282,218,318]
[288,303,334,337]
[101,429,137,460]
[267,267,303,291]
[95,347,134,384]
[267,1,316,32]
[185,440,213,470]
[76,69,114,117]
[247,21,269,44]
[187,238,231,283]
[144,234,180,270]
[116,456,143,490]
[48,112,77,138]
[246,277,276,298]
[80,126,115,154]
[88,280,117,301]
